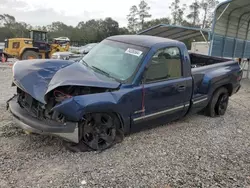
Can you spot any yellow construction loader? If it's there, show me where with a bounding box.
[0,30,70,61]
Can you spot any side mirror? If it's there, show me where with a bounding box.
[82,49,89,54]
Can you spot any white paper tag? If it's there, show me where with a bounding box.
[125,48,143,57]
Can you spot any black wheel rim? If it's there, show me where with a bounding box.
[82,113,116,150]
[217,94,229,115]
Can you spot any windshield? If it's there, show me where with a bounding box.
[31,31,47,42]
[79,43,97,53]
[82,40,148,82]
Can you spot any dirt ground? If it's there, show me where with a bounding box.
[0,67,249,188]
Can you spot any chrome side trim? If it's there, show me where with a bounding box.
[133,105,184,122]
[134,109,145,114]
[193,98,208,105]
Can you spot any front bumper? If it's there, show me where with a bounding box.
[7,96,79,143]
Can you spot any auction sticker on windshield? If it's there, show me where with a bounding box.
[125,48,143,57]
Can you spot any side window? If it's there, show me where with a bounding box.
[12,42,20,49]
[145,47,182,83]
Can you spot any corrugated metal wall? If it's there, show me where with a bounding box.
[210,0,250,58]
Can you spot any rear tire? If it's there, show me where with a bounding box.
[205,87,229,117]
[21,50,39,60]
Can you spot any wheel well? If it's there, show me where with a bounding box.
[79,112,124,133]
[210,84,233,101]
[22,48,39,55]
[113,112,124,130]
[221,84,233,96]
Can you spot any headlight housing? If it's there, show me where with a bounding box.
[51,55,61,59]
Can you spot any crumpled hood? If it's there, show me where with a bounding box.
[12,59,120,103]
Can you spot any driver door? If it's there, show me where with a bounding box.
[132,47,190,126]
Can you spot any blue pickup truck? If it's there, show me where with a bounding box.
[7,35,242,151]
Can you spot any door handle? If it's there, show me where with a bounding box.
[177,85,186,92]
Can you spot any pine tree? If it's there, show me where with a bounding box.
[200,0,208,28]
[169,0,186,25]
[187,0,201,26]
[169,0,180,25]
[127,5,139,32]
[176,4,186,25]
[200,0,219,28]
[138,0,152,30]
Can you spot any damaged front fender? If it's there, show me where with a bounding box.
[52,92,119,122]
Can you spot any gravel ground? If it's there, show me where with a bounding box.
[0,67,249,188]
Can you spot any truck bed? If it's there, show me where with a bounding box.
[189,53,230,68]
[190,55,241,115]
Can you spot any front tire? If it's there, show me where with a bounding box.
[64,113,123,152]
[21,50,39,60]
[205,87,229,117]
[82,113,118,151]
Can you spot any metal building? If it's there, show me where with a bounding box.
[210,0,250,58]
[138,24,209,42]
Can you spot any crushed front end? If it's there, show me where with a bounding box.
[7,59,121,145]
[7,87,79,143]
[7,84,112,143]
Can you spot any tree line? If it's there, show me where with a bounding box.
[0,0,218,44]
[127,0,219,32]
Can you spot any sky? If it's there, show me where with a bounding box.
[0,0,224,27]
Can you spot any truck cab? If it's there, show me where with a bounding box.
[29,30,50,53]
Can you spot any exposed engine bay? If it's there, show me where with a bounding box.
[46,85,110,102]
[17,86,110,123]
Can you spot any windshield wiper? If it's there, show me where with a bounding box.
[80,59,89,67]
[91,66,110,77]
[90,66,121,83]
